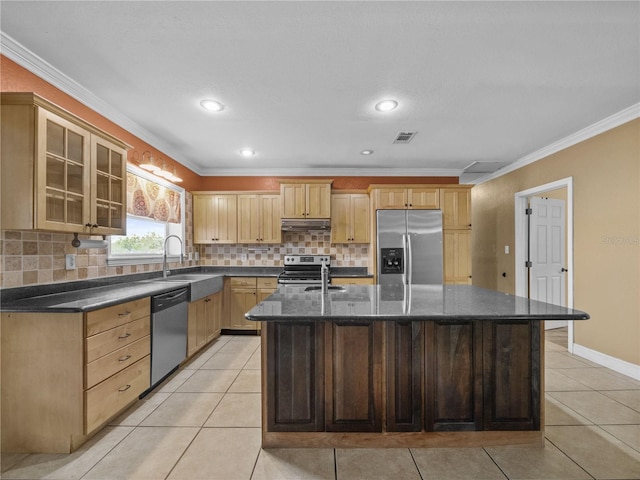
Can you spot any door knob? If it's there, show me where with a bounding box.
[561,267,568,272]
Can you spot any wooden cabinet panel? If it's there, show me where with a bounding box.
[85,316,150,363]
[444,230,472,285]
[85,356,150,434]
[483,321,540,431]
[280,181,332,219]
[214,194,238,243]
[374,188,407,209]
[238,194,281,243]
[85,297,150,336]
[193,194,237,244]
[386,322,423,432]
[331,193,370,243]
[188,291,223,357]
[372,187,439,210]
[325,322,383,432]
[306,183,331,218]
[85,335,150,388]
[281,183,306,218]
[266,322,325,431]
[260,195,282,243]
[229,277,259,330]
[440,188,472,229]
[425,321,483,431]
[408,188,439,209]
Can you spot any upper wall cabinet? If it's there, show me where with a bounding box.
[193,194,237,244]
[371,187,439,210]
[331,193,370,244]
[280,180,332,219]
[440,187,472,229]
[237,194,281,244]
[1,93,128,235]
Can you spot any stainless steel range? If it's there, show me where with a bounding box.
[277,255,331,285]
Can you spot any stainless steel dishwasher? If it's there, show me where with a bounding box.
[150,288,188,388]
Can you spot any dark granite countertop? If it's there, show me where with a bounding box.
[245,284,590,322]
[329,267,373,278]
[0,266,282,313]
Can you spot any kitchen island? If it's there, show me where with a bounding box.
[246,284,589,448]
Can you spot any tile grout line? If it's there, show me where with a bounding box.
[407,448,425,480]
[481,446,510,480]
[543,433,597,480]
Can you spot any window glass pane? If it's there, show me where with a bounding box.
[110,216,165,255]
[96,144,109,173]
[67,130,84,163]
[47,121,64,157]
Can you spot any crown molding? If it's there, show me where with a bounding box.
[1,32,202,175]
[473,103,640,185]
[197,167,462,177]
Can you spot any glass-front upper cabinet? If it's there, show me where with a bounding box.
[1,93,128,235]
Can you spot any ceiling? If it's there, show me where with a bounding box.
[1,1,638,181]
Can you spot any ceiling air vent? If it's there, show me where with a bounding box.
[393,131,417,144]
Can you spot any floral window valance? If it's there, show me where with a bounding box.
[126,173,182,224]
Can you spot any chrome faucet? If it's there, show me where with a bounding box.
[163,235,184,278]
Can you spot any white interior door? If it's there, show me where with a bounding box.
[529,196,567,329]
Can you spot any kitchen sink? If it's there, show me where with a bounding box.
[304,285,346,292]
[143,273,224,301]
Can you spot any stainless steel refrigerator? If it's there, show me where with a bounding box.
[376,209,443,286]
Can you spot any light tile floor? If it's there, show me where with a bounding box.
[2,329,640,479]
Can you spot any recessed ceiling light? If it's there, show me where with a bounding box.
[240,148,255,157]
[360,150,374,155]
[375,99,398,112]
[200,99,225,112]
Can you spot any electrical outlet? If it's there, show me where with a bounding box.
[195,252,200,261]
[240,253,248,261]
[504,245,510,254]
[65,254,76,270]
[188,252,193,261]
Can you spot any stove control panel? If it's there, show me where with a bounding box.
[380,248,404,274]
[283,255,331,265]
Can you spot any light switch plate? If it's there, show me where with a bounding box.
[504,245,510,254]
[65,254,76,270]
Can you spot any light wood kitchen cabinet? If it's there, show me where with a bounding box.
[226,277,277,331]
[1,93,127,235]
[280,179,332,218]
[193,193,237,244]
[1,297,150,453]
[440,187,472,229]
[331,193,370,243]
[237,194,281,243]
[371,187,440,210]
[187,291,223,357]
[444,230,472,284]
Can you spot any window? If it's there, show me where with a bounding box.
[108,165,185,265]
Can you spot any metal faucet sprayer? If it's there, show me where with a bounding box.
[163,235,184,278]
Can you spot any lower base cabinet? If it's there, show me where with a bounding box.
[187,291,222,358]
[264,319,540,434]
[226,277,277,331]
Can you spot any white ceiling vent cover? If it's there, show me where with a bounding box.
[393,131,417,144]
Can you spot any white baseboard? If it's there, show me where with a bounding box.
[572,343,640,381]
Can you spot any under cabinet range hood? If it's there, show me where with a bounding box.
[281,219,331,232]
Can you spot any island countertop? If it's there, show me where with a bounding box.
[245,284,589,322]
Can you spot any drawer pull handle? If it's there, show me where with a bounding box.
[118,384,131,392]
[118,311,131,317]
[118,355,132,362]
[118,332,131,339]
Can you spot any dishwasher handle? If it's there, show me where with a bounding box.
[152,288,188,312]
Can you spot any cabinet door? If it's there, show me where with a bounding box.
[386,322,423,432]
[260,195,281,243]
[213,194,238,243]
[210,291,223,339]
[91,135,126,235]
[443,230,472,284]
[193,195,215,244]
[425,320,483,431]
[281,183,306,218]
[238,194,261,243]
[350,194,370,243]
[483,320,540,431]
[440,188,471,229]
[266,322,325,432]
[306,183,331,218]
[37,109,92,232]
[330,194,351,243]
[408,188,439,209]
[187,299,203,357]
[229,289,258,329]
[374,188,407,209]
[325,322,383,432]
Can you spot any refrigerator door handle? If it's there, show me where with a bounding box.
[407,233,413,285]
[402,233,408,286]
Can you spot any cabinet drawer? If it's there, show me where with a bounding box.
[230,277,257,288]
[85,316,150,363]
[257,277,278,289]
[85,335,150,389]
[85,356,150,434]
[86,297,150,336]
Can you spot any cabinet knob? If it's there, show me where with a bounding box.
[409,204,412,207]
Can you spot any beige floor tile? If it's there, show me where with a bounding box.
[84,427,198,480]
[486,440,591,480]
[1,453,29,474]
[245,348,262,369]
[252,448,335,480]
[168,427,261,480]
[156,367,197,392]
[605,369,640,386]
[548,391,640,425]
[546,425,640,479]
[205,393,262,427]
[336,448,421,480]
[601,390,640,412]
[411,447,507,480]
[559,367,640,390]
[1,427,133,480]
[140,392,223,427]
[229,369,262,392]
[176,369,240,393]
[545,341,567,353]
[546,351,596,369]
[109,392,172,426]
[545,369,594,392]
[600,424,640,452]
[545,395,592,426]
[201,351,254,369]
